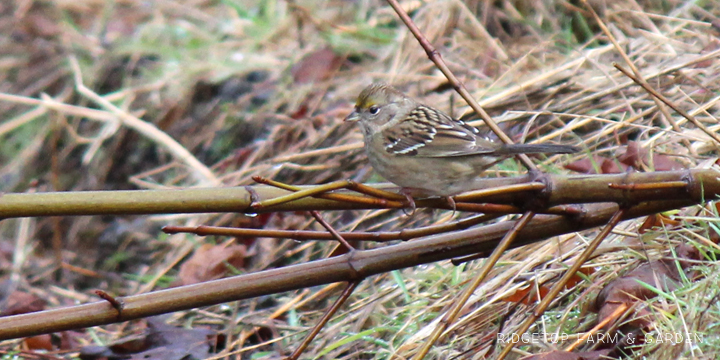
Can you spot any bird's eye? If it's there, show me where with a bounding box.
[368,105,380,115]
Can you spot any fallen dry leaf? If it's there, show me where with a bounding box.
[638,213,682,234]
[593,243,700,330]
[176,243,247,286]
[291,47,344,85]
[0,290,46,316]
[520,349,611,360]
[79,317,220,360]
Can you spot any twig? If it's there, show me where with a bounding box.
[287,281,361,359]
[163,212,497,242]
[413,211,535,359]
[496,209,626,359]
[271,143,363,163]
[0,92,117,122]
[455,182,546,202]
[252,176,407,209]
[310,211,355,251]
[384,0,537,171]
[613,64,720,145]
[67,56,219,186]
[580,0,708,150]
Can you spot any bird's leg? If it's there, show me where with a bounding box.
[399,188,417,216]
[444,196,457,216]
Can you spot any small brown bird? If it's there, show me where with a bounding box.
[345,83,579,197]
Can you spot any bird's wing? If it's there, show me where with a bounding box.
[381,105,495,157]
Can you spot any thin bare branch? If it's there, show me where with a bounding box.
[384,0,538,171]
[413,211,535,359]
[496,209,626,359]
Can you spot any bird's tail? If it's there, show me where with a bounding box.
[499,143,579,155]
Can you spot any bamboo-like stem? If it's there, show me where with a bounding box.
[0,199,701,340]
[0,170,711,218]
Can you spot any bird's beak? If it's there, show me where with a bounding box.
[344,109,360,122]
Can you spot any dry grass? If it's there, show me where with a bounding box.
[1,0,720,359]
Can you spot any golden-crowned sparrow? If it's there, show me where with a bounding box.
[344,83,579,197]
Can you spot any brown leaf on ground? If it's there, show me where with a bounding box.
[564,156,603,173]
[566,142,684,174]
[504,267,594,304]
[176,243,247,286]
[616,141,644,168]
[503,285,548,304]
[651,153,686,171]
[23,331,76,351]
[24,334,53,351]
[0,290,46,316]
[520,349,611,360]
[593,243,700,330]
[79,317,221,360]
[128,319,220,360]
[291,47,344,85]
[565,155,628,174]
[600,157,627,174]
[638,213,682,234]
[617,142,684,171]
